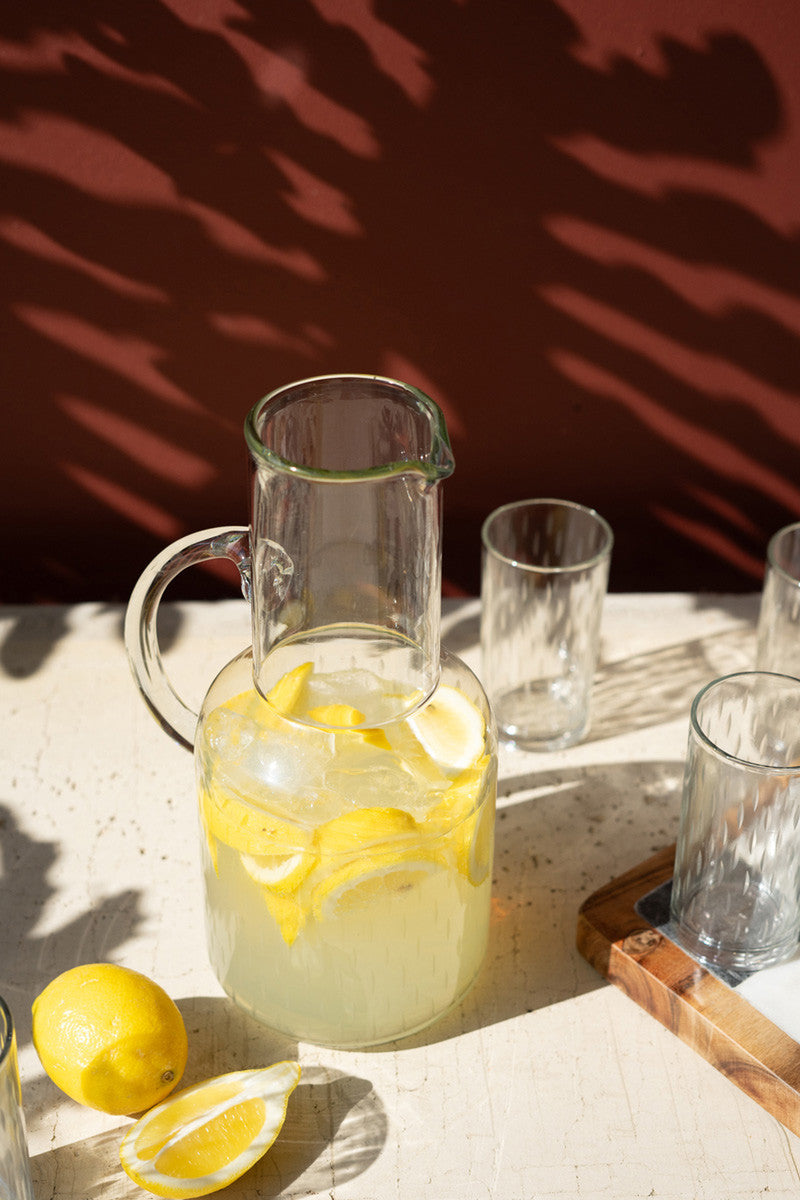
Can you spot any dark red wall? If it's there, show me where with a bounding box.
[2,0,799,601]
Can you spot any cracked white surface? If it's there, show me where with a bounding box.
[2,594,800,1198]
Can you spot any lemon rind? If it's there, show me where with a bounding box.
[119,1063,301,1199]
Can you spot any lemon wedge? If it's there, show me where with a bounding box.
[422,759,495,884]
[262,889,307,945]
[119,1063,301,1198]
[307,703,363,726]
[315,807,418,858]
[241,849,317,894]
[203,790,312,859]
[266,661,313,717]
[312,852,442,921]
[464,795,495,885]
[407,686,485,773]
[424,760,489,831]
[308,704,392,750]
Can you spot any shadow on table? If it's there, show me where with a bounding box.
[0,803,143,1055]
[172,996,386,1195]
[25,757,679,1190]
[29,1062,383,1200]
[28,996,383,1199]
[387,754,685,1051]
[0,604,188,680]
[587,622,754,742]
[399,597,755,1047]
[442,597,756,746]
[31,997,384,1198]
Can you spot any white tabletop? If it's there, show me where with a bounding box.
[4,593,799,1200]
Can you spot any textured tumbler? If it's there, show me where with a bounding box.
[480,499,612,750]
[756,521,800,678]
[670,672,800,973]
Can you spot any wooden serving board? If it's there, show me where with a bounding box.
[576,845,800,1136]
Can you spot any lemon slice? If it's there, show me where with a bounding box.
[315,807,418,858]
[262,890,307,945]
[424,760,489,831]
[307,703,364,726]
[203,790,312,859]
[421,759,495,883]
[308,704,392,750]
[464,796,495,885]
[241,849,317,894]
[312,851,442,921]
[407,686,485,773]
[120,1063,301,1199]
[266,662,313,717]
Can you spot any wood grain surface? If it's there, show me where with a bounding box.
[577,845,800,1136]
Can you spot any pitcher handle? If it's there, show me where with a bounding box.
[124,526,254,751]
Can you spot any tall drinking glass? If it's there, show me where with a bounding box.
[480,499,613,750]
[670,672,800,972]
[756,521,800,677]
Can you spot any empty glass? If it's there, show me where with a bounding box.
[756,521,800,677]
[480,499,613,750]
[0,996,34,1200]
[670,672,800,972]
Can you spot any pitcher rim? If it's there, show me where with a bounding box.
[244,373,455,482]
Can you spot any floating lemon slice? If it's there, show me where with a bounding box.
[382,721,451,790]
[312,851,442,921]
[120,1063,301,1199]
[421,759,495,883]
[307,703,363,727]
[262,890,307,945]
[203,790,312,860]
[241,849,317,894]
[266,662,313,717]
[464,796,495,885]
[308,704,392,749]
[423,761,488,831]
[315,807,418,859]
[407,686,485,773]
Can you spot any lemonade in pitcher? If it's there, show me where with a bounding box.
[126,375,498,1046]
[196,648,496,1048]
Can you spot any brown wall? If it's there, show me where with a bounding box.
[2,0,799,601]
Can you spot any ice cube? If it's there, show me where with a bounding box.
[213,709,336,818]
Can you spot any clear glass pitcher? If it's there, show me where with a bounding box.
[125,375,497,1048]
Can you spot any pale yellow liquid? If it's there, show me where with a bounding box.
[196,671,495,1048]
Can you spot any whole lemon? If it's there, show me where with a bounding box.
[32,963,188,1115]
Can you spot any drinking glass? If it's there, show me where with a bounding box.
[670,672,800,972]
[0,996,34,1200]
[756,521,800,677]
[480,499,613,750]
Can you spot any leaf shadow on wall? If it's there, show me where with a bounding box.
[0,0,797,607]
